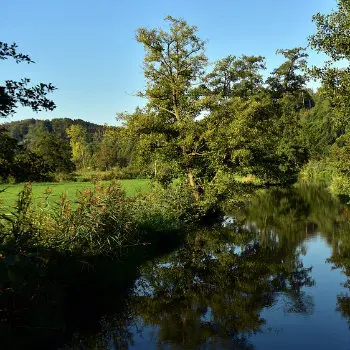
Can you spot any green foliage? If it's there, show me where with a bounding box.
[126,17,312,213]
[309,0,350,129]
[299,159,334,184]
[303,1,350,195]
[266,47,310,101]
[66,124,91,170]
[0,182,135,256]
[133,183,198,235]
[24,122,75,173]
[309,0,350,61]
[0,179,190,257]
[299,130,350,196]
[0,128,17,180]
[34,182,136,255]
[0,128,53,183]
[327,131,350,195]
[299,92,336,160]
[0,42,56,117]
[132,16,210,200]
[5,118,105,143]
[0,183,38,248]
[204,54,266,99]
[2,118,117,182]
[93,125,135,170]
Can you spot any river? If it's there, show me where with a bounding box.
[59,184,350,349]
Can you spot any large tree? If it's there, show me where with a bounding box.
[128,16,208,199]
[0,42,56,117]
[307,0,350,193]
[126,17,311,206]
[66,124,91,170]
[24,122,74,173]
[309,0,350,129]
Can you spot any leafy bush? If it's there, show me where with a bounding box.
[132,183,197,238]
[0,179,220,258]
[34,182,136,255]
[299,159,334,184]
[299,132,350,196]
[0,182,38,249]
[52,172,77,182]
[330,175,350,196]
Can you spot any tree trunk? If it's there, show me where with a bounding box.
[187,168,200,201]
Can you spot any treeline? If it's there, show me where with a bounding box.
[118,22,341,206]
[1,2,350,203]
[0,59,345,196]
[120,4,350,199]
[0,118,137,182]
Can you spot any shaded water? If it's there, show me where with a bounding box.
[6,185,350,349]
[62,184,350,349]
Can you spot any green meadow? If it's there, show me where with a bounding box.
[0,179,150,211]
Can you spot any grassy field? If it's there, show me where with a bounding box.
[0,179,150,211]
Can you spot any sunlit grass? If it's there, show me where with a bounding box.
[0,179,150,211]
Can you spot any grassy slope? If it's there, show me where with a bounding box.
[0,179,150,211]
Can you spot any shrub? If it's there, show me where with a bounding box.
[35,181,136,255]
[0,182,38,249]
[52,172,77,182]
[6,175,17,184]
[133,183,198,238]
[299,159,334,184]
[330,175,350,196]
[75,166,144,182]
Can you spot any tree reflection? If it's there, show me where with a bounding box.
[132,224,314,349]
[326,208,350,326]
[234,184,344,247]
[65,184,350,349]
[237,184,350,331]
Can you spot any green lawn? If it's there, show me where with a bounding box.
[0,179,150,211]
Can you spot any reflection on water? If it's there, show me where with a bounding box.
[67,184,350,349]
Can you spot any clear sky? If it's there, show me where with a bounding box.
[1,0,337,125]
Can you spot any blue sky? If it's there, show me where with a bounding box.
[1,0,337,125]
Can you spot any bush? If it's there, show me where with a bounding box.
[0,180,214,257]
[52,172,77,182]
[6,175,17,184]
[330,175,350,196]
[133,183,199,237]
[34,181,136,255]
[116,165,145,179]
[299,159,334,184]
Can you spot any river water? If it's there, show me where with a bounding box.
[60,185,350,349]
[91,187,350,350]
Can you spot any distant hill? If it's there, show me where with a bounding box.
[1,118,105,143]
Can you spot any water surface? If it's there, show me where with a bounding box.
[65,185,350,349]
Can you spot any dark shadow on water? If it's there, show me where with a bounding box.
[0,231,182,350]
[3,184,350,349]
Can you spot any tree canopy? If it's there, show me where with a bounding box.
[123,16,312,210]
[0,41,56,117]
